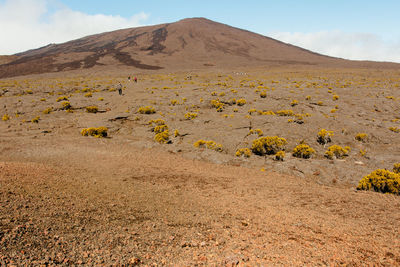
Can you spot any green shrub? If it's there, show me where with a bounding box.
[251,136,287,156]
[153,124,168,134]
[61,101,72,110]
[317,129,333,144]
[357,169,400,194]
[210,99,224,111]
[194,140,223,152]
[184,112,198,120]
[86,106,99,113]
[2,114,10,121]
[393,163,400,174]
[155,130,170,143]
[325,145,350,159]
[56,96,68,102]
[236,99,246,106]
[81,127,108,138]
[43,107,52,114]
[248,129,263,137]
[276,110,294,116]
[355,133,368,142]
[138,106,156,114]
[31,116,40,123]
[292,144,315,159]
[275,151,285,161]
[235,148,251,158]
[148,119,166,126]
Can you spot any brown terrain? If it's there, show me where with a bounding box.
[1,18,400,265]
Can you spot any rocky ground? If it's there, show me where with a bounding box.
[1,67,400,265]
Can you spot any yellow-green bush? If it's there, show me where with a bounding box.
[170,99,178,106]
[174,129,180,137]
[262,110,275,116]
[2,114,10,121]
[251,136,287,156]
[325,145,350,159]
[393,163,400,174]
[148,118,166,126]
[235,148,251,158]
[81,127,108,138]
[359,149,367,157]
[332,94,339,101]
[86,106,99,113]
[184,112,198,120]
[292,144,315,159]
[276,110,294,116]
[260,91,267,98]
[43,107,52,114]
[84,92,92,98]
[357,169,400,195]
[31,116,40,123]
[210,99,224,111]
[61,101,72,110]
[290,100,299,106]
[275,151,285,161]
[355,133,368,142]
[248,108,257,115]
[153,124,168,134]
[138,106,156,114]
[389,127,400,133]
[154,130,170,143]
[228,98,237,105]
[248,129,263,137]
[193,140,223,152]
[236,99,246,106]
[56,96,68,102]
[317,129,333,145]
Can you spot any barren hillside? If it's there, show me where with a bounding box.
[2,18,399,79]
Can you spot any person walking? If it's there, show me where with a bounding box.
[117,82,123,95]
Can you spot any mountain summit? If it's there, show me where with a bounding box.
[0,17,383,78]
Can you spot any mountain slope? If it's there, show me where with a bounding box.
[0,18,396,78]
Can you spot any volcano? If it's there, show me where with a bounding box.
[0,17,397,78]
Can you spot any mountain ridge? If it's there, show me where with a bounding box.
[0,17,398,78]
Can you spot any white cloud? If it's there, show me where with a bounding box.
[0,0,149,54]
[268,30,400,63]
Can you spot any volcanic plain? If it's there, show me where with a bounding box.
[1,18,400,265]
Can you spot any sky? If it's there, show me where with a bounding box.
[1,0,400,62]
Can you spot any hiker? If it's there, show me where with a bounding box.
[117,82,123,95]
[128,76,131,81]
[134,76,137,83]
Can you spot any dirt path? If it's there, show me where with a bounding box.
[1,135,400,266]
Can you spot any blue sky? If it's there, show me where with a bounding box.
[1,0,400,62]
[63,0,399,40]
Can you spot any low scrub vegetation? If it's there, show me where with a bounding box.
[81,127,108,138]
